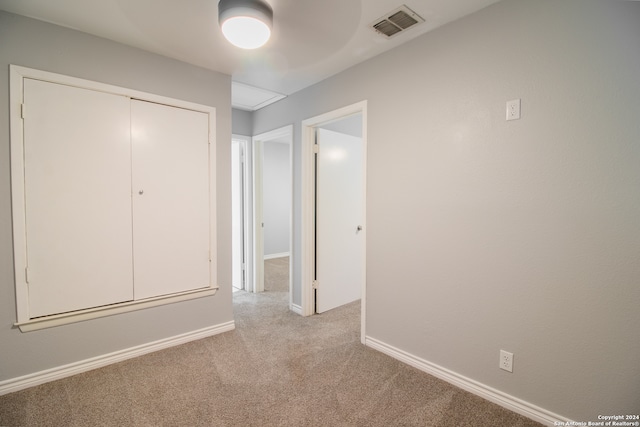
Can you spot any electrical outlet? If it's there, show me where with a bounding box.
[506,99,521,121]
[500,350,514,372]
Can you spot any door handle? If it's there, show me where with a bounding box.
[356,225,363,232]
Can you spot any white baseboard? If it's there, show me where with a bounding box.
[290,303,303,315]
[365,336,570,427]
[0,321,235,396]
[264,252,290,260]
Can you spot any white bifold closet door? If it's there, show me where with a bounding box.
[23,80,211,319]
[131,100,211,299]
[23,79,134,318]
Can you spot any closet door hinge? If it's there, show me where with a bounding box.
[312,280,319,289]
[25,267,30,284]
[313,144,319,154]
[21,103,26,119]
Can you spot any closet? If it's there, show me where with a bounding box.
[11,66,216,325]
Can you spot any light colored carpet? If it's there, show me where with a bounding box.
[264,256,289,292]
[0,279,543,426]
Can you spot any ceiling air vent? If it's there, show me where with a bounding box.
[371,5,425,38]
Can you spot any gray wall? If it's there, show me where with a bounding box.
[263,141,291,257]
[0,12,233,381]
[252,0,640,421]
[321,114,362,138]
[232,108,252,136]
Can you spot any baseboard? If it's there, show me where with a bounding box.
[365,336,570,427]
[264,252,290,260]
[0,321,235,396]
[290,303,303,315]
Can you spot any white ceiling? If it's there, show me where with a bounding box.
[0,0,500,108]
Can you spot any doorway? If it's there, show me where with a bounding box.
[301,101,367,343]
[231,136,250,292]
[252,126,293,303]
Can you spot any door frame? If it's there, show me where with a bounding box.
[232,135,250,291]
[301,101,367,344]
[251,126,293,301]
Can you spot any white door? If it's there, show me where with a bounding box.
[131,100,211,299]
[23,78,134,317]
[315,128,364,313]
[231,139,245,291]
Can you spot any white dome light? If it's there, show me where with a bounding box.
[221,16,271,49]
[219,0,273,50]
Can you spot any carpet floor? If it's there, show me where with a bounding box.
[0,260,543,426]
[264,256,290,293]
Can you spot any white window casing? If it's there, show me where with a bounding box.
[9,65,218,331]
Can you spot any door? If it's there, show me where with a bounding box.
[131,100,211,299]
[22,78,134,317]
[315,128,364,313]
[231,139,246,291]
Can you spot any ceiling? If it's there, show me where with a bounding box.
[0,0,500,110]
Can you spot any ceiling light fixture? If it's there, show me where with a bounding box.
[218,0,273,50]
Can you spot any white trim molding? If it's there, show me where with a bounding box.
[15,288,218,332]
[0,321,235,396]
[264,252,290,260]
[290,303,303,316]
[365,336,572,427]
[9,65,218,327]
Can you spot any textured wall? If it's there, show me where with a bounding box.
[252,0,640,420]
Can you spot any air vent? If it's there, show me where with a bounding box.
[371,5,425,38]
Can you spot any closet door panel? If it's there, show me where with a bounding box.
[131,100,210,299]
[23,79,134,318]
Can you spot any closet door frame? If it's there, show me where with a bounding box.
[9,65,218,331]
